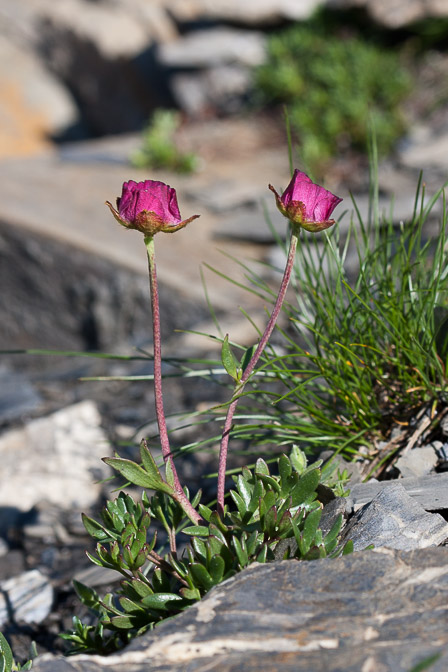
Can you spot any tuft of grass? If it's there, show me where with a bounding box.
[160,166,448,478]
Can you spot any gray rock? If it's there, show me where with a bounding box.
[400,126,448,172]
[0,365,41,424]
[158,28,266,68]
[30,547,448,671]
[319,496,350,536]
[0,538,8,558]
[440,413,448,436]
[169,0,323,25]
[0,400,109,513]
[395,444,439,478]
[171,64,254,117]
[0,569,53,627]
[350,471,448,511]
[340,482,448,551]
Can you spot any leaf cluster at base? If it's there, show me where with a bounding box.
[62,445,352,655]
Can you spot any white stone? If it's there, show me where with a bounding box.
[395,446,439,479]
[0,570,53,626]
[0,401,109,512]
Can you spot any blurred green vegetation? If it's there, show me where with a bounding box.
[131,110,198,174]
[255,20,413,173]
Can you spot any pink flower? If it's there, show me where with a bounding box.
[269,170,342,232]
[106,179,199,236]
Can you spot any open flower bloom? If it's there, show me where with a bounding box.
[269,170,342,232]
[106,179,199,236]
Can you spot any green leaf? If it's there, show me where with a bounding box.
[221,334,240,381]
[232,535,248,568]
[302,508,322,549]
[323,514,343,553]
[164,456,175,488]
[109,615,135,629]
[236,474,252,509]
[240,344,257,372]
[104,457,173,495]
[191,489,202,510]
[208,555,226,583]
[129,579,154,599]
[259,489,277,519]
[255,472,281,494]
[278,454,292,483]
[119,597,145,614]
[247,479,264,514]
[189,563,215,591]
[182,525,209,537]
[245,530,261,557]
[180,586,201,601]
[73,580,102,610]
[141,593,183,611]
[82,513,116,542]
[229,489,247,519]
[290,445,307,474]
[139,441,165,481]
[255,458,270,476]
[256,544,268,563]
[198,504,212,522]
[0,633,13,672]
[290,469,320,507]
[191,536,207,563]
[263,505,278,537]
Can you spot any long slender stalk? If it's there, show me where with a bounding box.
[145,235,201,524]
[217,231,299,514]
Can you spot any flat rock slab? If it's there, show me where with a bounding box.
[341,482,448,551]
[32,547,448,671]
[350,471,448,512]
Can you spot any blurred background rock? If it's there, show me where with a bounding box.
[1,0,448,424]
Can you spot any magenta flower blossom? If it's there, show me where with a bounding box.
[269,170,342,232]
[106,179,199,236]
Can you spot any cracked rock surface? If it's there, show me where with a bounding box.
[31,547,448,672]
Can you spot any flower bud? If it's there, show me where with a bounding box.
[269,170,342,233]
[106,179,199,236]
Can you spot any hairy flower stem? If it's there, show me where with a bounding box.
[217,231,299,515]
[145,235,201,525]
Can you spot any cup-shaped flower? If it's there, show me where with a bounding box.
[106,179,199,236]
[269,170,342,232]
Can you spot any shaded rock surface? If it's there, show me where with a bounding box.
[31,547,448,671]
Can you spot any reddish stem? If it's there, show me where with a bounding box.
[216,231,299,515]
[145,236,201,525]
